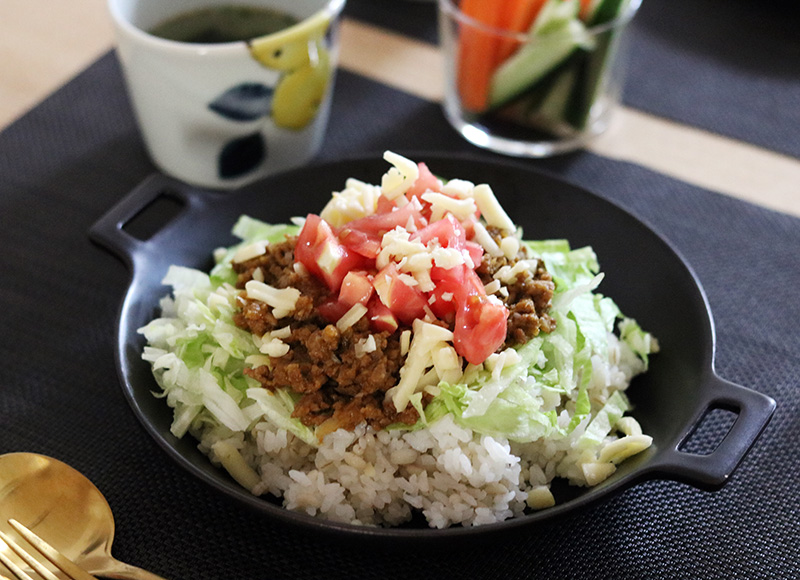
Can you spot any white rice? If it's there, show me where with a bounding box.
[189,333,645,529]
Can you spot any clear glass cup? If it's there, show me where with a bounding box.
[438,0,641,157]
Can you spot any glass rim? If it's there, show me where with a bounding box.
[438,0,641,40]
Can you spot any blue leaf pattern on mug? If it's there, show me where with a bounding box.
[208,83,273,121]
[218,132,266,179]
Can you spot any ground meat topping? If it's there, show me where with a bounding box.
[475,227,556,348]
[232,237,414,432]
[233,228,555,434]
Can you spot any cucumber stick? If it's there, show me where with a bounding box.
[565,0,632,129]
[496,55,579,127]
[534,0,581,34]
[588,0,631,26]
[533,57,581,125]
[488,0,590,109]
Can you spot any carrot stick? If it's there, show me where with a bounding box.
[578,0,594,21]
[456,0,505,113]
[495,0,547,63]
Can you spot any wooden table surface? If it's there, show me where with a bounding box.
[2,0,798,217]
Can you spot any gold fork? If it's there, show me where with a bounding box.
[0,519,95,580]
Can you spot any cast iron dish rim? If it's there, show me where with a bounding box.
[89,152,775,540]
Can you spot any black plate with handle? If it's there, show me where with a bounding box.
[89,153,775,539]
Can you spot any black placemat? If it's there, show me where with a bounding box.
[625,0,800,159]
[345,0,800,159]
[0,51,797,580]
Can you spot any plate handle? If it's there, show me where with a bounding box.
[88,174,194,269]
[648,375,775,490]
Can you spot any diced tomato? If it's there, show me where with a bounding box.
[411,213,466,248]
[372,263,428,325]
[412,215,483,272]
[317,296,350,324]
[317,272,374,324]
[464,240,484,267]
[460,266,487,298]
[339,271,373,306]
[405,162,442,201]
[430,256,466,289]
[430,263,506,364]
[295,214,369,291]
[366,295,399,333]
[375,194,396,214]
[427,276,462,320]
[298,188,507,366]
[404,163,446,221]
[453,295,509,365]
[343,200,427,237]
[338,227,382,259]
[461,216,478,240]
[431,261,482,294]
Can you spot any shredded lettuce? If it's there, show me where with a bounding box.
[421,238,656,452]
[138,216,310,443]
[618,317,656,369]
[246,388,317,446]
[140,217,657,463]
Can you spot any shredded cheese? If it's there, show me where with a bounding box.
[400,330,412,356]
[354,335,377,357]
[483,279,501,295]
[244,354,271,367]
[472,183,515,232]
[320,178,382,227]
[527,486,556,510]
[260,338,290,357]
[336,303,368,331]
[421,191,477,222]
[271,326,292,339]
[388,319,457,412]
[581,462,617,486]
[599,435,653,464]
[431,343,462,384]
[484,348,521,375]
[381,151,419,200]
[244,280,301,319]
[472,221,504,257]
[232,241,267,263]
[431,247,466,270]
[397,273,418,288]
[493,260,537,284]
[500,235,520,260]
[441,178,475,199]
[377,227,428,270]
[615,416,643,437]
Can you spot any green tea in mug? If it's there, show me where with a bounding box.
[149,5,299,44]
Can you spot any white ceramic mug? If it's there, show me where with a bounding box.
[108,0,346,189]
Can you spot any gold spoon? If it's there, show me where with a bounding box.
[0,452,168,580]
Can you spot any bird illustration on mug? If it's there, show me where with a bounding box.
[206,11,333,179]
[247,11,332,129]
